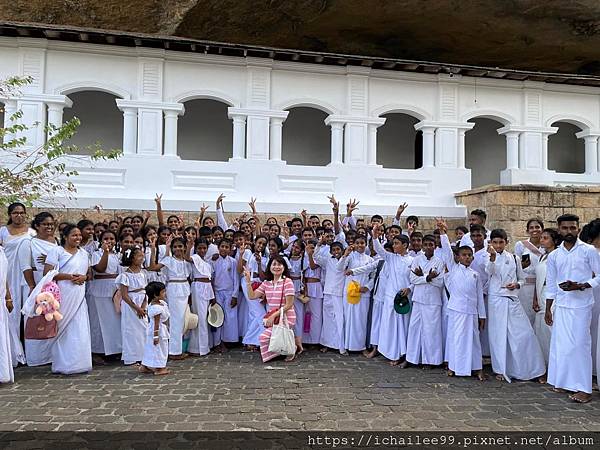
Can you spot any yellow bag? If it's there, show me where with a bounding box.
[347,280,361,304]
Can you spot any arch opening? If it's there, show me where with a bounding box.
[376,113,422,169]
[281,107,330,166]
[465,118,506,188]
[177,99,233,161]
[548,121,585,174]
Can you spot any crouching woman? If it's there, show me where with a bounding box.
[244,256,299,362]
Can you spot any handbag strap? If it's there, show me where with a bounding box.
[521,240,543,257]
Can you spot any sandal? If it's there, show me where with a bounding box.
[570,392,592,404]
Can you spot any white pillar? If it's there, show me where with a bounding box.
[421,127,435,168]
[269,117,284,161]
[457,129,466,169]
[328,121,344,165]
[367,123,378,165]
[542,133,549,170]
[231,115,246,160]
[505,131,520,169]
[583,136,599,175]
[163,110,180,158]
[2,100,17,142]
[121,108,138,156]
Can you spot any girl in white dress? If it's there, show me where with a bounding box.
[39,224,92,375]
[0,202,34,367]
[533,228,561,368]
[140,281,170,376]
[89,230,122,357]
[242,236,268,350]
[117,247,148,365]
[147,235,191,359]
[303,240,324,345]
[20,212,58,366]
[0,246,13,383]
[514,219,545,326]
[287,241,305,347]
[187,238,215,356]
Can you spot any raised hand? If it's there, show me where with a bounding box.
[396,202,408,217]
[200,203,208,215]
[412,266,424,277]
[216,193,225,208]
[487,244,496,261]
[243,268,252,282]
[426,268,439,281]
[144,210,151,220]
[249,197,257,214]
[435,217,447,234]
[148,234,157,247]
[327,194,337,206]
[154,193,163,205]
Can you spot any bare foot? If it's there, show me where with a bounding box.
[495,374,505,382]
[447,369,455,377]
[570,392,592,404]
[476,371,488,381]
[153,368,170,376]
[365,349,378,359]
[553,387,568,393]
[421,365,431,370]
[284,354,296,362]
[389,360,400,366]
[538,375,547,384]
[92,355,106,366]
[169,353,188,361]
[362,349,371,357]
[319,347,328,353]
[398,360,409,369]
[138,365,153,374]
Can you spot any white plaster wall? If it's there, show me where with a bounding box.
[465,118,506,187]
[0,46,18,81]
[548,122,585,173]
[543,91,599,128]
[370,78,435,118]
[271,69,345,113]
[458,84,521,124]
[63,91,123,154]
[177,99,233,161]
[281,107,330,165]
[377,113,420,169]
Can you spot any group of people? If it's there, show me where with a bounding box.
[1,195,600,404]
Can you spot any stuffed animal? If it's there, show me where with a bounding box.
[41,281,61,302]
[34,292,63,322]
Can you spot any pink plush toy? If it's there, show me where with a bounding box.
[41,281,61,302]
[34,292,63,322]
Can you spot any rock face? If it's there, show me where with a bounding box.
[2,0,600,74]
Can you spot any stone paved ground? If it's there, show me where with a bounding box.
[2,349,600,432]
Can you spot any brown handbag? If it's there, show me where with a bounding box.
[25,315,58,340]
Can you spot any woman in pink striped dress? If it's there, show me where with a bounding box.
[244,256,298,362]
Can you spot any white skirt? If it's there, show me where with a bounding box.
[92,293,123,356]
[446,309,482,376]
[320,294,344,351]
[548,305,592,394]
[343,293,370,351]
[303,296,323,345]
[406,302,443,365]
[189,282,212,355]
[142,336,168,369]
[167,295,188,355]
[377,295,408,361]
[121,293,147,364]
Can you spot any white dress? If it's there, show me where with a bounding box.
[19,238,57,366]
[116,270,148,364]
[302,256,323,345]
[338,251,374,351]
[44,247,92,375]
[89,250,122,355]
[533,254,552,365]
[142,300,170,369]
[0,247,13,383]
[514,240,544,326]
[314,250,345,352]
[0,226,34,366]
[160,256,191,355]
[288,256,304,338]
[189,255,214,355]
[242,254,268,347]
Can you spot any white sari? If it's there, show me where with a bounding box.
[19,238,57,366]
[23,247,92,374]
[0,226,34,366]
[0,247,13,383]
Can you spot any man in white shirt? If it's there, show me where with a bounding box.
[460,209,491,248]
[545,214,600,404]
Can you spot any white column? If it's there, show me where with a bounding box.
[2,100,17,141]
[457,129,466,169]
[421,128,435,168]
[367,124,378,165]
[269,117,284,161]
[583,136,599,175]
[329,121,344,165]
[121,108,138,156]
[505,131,520,169]
[231,115,246,160]
[163,110,180,158]
[542,133,549,170]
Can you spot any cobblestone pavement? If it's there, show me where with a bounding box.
[2,349,600,432]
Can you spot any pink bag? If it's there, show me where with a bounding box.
[303,310,312,334]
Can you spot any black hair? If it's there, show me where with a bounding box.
[184,226,197,235]
[406,215,419,225]
[490,228,508,241]
[31,212,54,230]
[315,226,325,234]
[470,224,486,234]
[108,220,119,228]
[146,281,166,302]
[211,226,224,234]
[201,216,214,226]
[268,237,284,251]
[322,218,333,226]
[77,219,94,230]
[142,225,156,239]
[455,225,468,234]
[6,202,26,225]
[270,224,281,234]
[410,231,423,239]
[330,242,344,252]
[542,227,563,248]
[302,227,314,235]
[457,245,473,254]
[585,219,600,243]
[470,209,487,221]
[121,246,144,267]
[526,218,544,230]
[371,214,384,222]
[199,226,212,237]
[393,234,410,246]
[423,234,436,244]
[131,215,144,223]
[118,223,134,236]
[233,230,245,239]
[264,255,290,281]
[167,215,179,223]
[99,230,117,243]
[170,237,186,251]
[309,215,319,221]
[60,223,79,246]
[388,224,402,233]
[194,237,210,249]
[290,217,303,225]
[557,213,579,225]
[354,235,367,244]
[219,238,233,248]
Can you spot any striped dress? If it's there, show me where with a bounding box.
[256,277,296,362]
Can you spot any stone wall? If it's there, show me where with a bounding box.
[455,184,600,244]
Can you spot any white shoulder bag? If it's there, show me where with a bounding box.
[268,306,296,356]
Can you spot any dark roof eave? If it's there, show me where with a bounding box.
[2,20,600,88]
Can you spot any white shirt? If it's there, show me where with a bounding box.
[485,250,525,299]
[211,255,239,297]
[314,249,345,297]
[459,229,490,249]
[410,254,445,305]
[545,239,600,309]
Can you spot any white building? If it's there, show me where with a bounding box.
[1,22,599,216]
